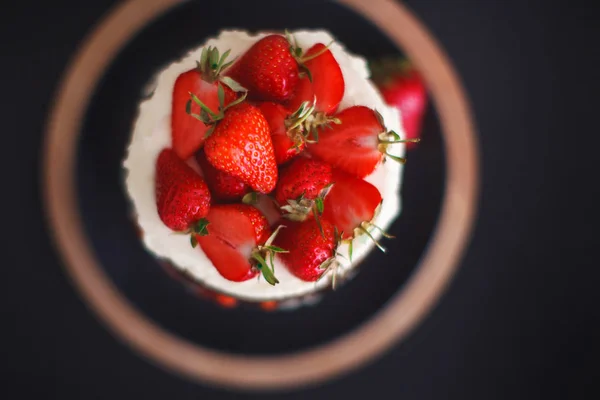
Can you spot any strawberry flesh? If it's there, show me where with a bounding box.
[308,105,385,178]
[197,204,271,282]
[257,102,304,165]
[322,169,382,239]
[288,43,345,115]
[171,70,236,160]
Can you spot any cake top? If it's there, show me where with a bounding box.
[124,30,413,301]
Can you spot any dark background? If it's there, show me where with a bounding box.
[2,0,599,398]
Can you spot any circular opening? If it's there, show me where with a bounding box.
[43,0,478,390]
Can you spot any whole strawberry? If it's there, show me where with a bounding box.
[155,148,211,232]
[371,58,427,149]
[226,34,300,102]
[274,157,333,221]
[275,218,339,282]
[196,204,285,284]
[307,105,417,178]
[202,102,278,194]
[171,46,240,160]
[195,150,249,201]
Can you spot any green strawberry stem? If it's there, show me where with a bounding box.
[358,225,386,253]
[367,222,395,239]
[251,253,279,285]
[374,114,417,164]
[186,82,248,136]
[251,225,288,285]
[284,29,335,83]
[184,218,210,248]
[241,191,260,205]
[348,239,353,263]
[196,46,236,83]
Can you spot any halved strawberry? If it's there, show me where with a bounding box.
[195,150,249,202]
[171,47,239,160]
[155,148,211,232]
[274,157,333,222]
[322,169,389,256]
[275,217,339,282]
[196,204,285,284]
[287,43,345,115]
[307,105,416,178]
[257,102,304,165]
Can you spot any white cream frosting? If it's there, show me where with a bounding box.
[123,30,405,301]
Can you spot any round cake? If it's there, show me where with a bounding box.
[123,29,407,306]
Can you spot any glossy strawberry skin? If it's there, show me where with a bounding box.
[308,105,385,178]
[171,70,236,160]
[226,35,299,102]
[155,148,211,231]
[274,157,333,206]
[288,43,345,115]
[204,103,278,194]
[322,169,382,239]
[257,102,304,165]
[377,66,427,149]
[195,150,249,202]
[196,204,271,282]
[275,218,337,281]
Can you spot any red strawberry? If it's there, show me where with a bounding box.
[371,59,427,149]
[288,43,345,115]
[195,150,249,201]
[322,169,382,242]
[274,157,333,221]
[226,34,300,102]
[257,100,328,164]
[171,47,239,160]
[275,218,339,282]
[196,204,284,284]
[203,102,278,194]
[257,102,304,164]
[308,105,415,178]
[155,148,211,231]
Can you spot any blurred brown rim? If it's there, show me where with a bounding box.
[42,0,479,391]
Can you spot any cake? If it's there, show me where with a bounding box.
[123,30,409,307]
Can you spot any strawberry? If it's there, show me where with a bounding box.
[274,157,333,222]
[201,102,278,194]
[275,218,339,282]
[257,102,303,164]
[195,150,249,201]
[226,34,300,102]
[307,105,416,178]
[196,204,285,284]
[371,58,427,149]
[171,46,240,160]
[257,100,329,164]
[155,148,211,232]
[287,43,345,115]
[322,169,391,256]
